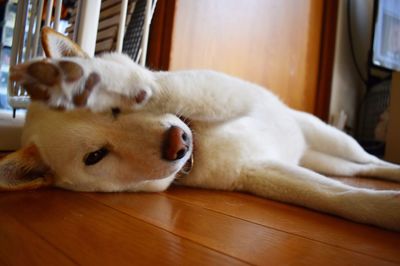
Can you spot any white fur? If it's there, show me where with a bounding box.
[14,53,400,231]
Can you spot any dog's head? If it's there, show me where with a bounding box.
[0,28,193,192]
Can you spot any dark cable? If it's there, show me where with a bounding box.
[347,0,369,87]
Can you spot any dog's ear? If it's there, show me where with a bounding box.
[0,144,54,191]
[41,26,89,58]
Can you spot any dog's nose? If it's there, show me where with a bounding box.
[162,126,190,161]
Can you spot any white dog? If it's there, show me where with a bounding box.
[1,28,399,231]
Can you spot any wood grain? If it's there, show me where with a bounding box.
[0,175,399,265]
[168,0,325,113]
[0,190,246,265]
[164,186,400,263]
[0,212,74,265]
[87,189,399,265]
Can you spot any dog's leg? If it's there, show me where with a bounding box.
[294,110,400,182]
[10,59,262,121]
[13,27,269,120]
[292,110,377,163]
[9,57,154,111]
[240,161,400,231]
[301,150,400,182]
[144,71,276,122]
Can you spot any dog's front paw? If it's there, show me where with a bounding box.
[9,59,152,111]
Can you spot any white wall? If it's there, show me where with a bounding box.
[329,0,374,133]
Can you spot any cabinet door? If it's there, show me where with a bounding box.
[148,0,337,115]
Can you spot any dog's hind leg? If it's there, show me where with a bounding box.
[240,161,400,231]
[291,110,400,182]
[292,110,378,163]
[300,150,400,182]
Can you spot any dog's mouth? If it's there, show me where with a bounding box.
[177,115,194,175]
[180,153,194,175]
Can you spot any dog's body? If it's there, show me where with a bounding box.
[1,28,400,231]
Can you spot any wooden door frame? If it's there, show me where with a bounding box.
[314,0,339,121]
[147,0,339,122]
[146,0,176,70]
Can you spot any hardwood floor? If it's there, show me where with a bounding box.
[0,178,399,265]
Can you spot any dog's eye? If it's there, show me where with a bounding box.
[84,147,109,166]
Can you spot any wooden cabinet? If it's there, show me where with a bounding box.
[385,72,400,164]
[148,0,337,119]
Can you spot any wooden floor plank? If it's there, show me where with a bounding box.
[0,211,75,265]
[0,190,246,265]
[164,186,400,263]
[87,191,398,266]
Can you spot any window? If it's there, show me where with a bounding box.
[0,1,24,151]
